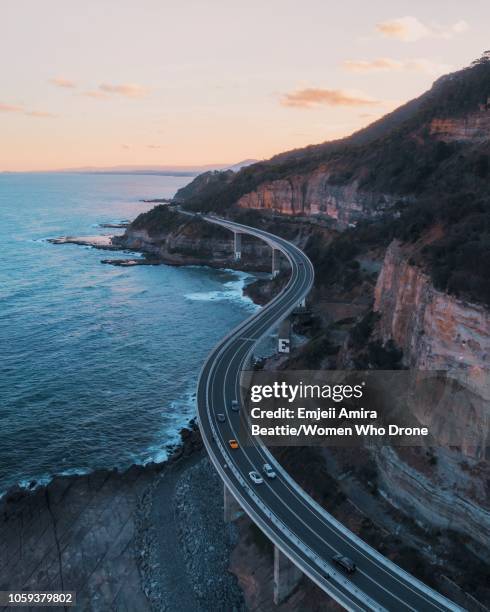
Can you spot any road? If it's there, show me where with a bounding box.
[196,215,464,612]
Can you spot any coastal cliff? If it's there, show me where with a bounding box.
[115,206,272,271]
[368,241,490,546]
[374,240,490,456]
[236,170,396,228]
[429,110,490,142]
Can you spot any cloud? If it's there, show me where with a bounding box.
[49,77,76,89]
[281,88,379,108]
[376,16,469,42]
[343,57,452,75]
[0,102,57,117]
[99,83,149,98]
[83,90,110,99]
[0,103,23,113]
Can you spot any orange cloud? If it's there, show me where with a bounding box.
[49,77,76,89]
[344,57,451,75]
[281,88,379,108]
[0,102,56,117]
[344,58,401,71]
[99,83,149,98]
[0,103,23,113]
[376,16,468,42]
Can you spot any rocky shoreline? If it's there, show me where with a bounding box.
[0,423,209,611]
[48,232,269,273]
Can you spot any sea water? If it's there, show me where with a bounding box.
[0,172,259,495]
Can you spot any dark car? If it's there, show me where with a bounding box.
[332,554,356,574]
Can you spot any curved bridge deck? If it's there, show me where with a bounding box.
[196,215,463,612]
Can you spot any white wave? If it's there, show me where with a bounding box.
[142,387,198,464]
[185,271,259,311]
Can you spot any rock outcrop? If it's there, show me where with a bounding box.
[376,446,490,549]
[370,240,490,546]
[237,168,397,228]
[374,240,490,443]
[116,209,272,271]
[429,110,490,142]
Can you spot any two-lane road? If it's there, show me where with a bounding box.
[197,215,463,612]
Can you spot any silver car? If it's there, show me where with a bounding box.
[249,470,263,485]
[231,400,240,412]
[263,463,276,479]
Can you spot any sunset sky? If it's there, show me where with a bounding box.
[1,0,489,171]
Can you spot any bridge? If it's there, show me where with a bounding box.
[196,214,463,612]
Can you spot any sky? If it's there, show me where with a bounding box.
[1,0,488,171]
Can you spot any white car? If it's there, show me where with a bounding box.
[263,463,276,479]
[249,470,263,484]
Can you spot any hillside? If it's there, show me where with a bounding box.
[170,53,490,307]
[178,54,490,213]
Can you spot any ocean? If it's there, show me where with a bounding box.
[0,172,259,495]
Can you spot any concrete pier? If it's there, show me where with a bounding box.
[234,232,242,260]
[273,546,303,604]
[272,248,280,278]
[224,484,243,522]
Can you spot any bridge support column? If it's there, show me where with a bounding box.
[224,484,243,523]
[272,248,280,278]
[273,546,303,604]
[234,232,242,261]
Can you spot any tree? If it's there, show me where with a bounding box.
[472,51,490,65]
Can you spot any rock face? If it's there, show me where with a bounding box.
[429,110,490,142]
[237,168,397,228]
[374,240,490,446]
[376,446,490,549]
[117,213,272,271]
[371,240,490,545]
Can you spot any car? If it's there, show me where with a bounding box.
[263,463,276,479]
[231,399,240,412]
[249,470,263,484]
[228,439,239,449]
[332,554,356,574]
[217,413,226,423]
